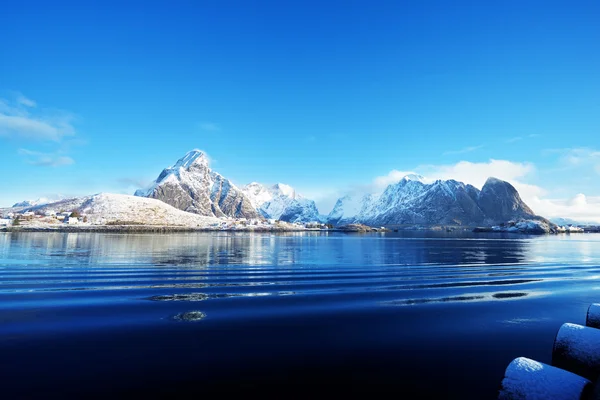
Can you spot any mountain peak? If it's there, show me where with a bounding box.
[272,183,296,197]
[172,149,209,170]
[401,174,425,183]
[483,176,505,186]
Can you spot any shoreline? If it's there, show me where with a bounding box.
[1,224,596,234]
[0,225,337,234]
[0,225,464,234]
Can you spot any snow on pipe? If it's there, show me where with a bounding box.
[553,322,600,381]
[586,303,600,329]
[498,357,592,400]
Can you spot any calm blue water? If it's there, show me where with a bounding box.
[1,231,600,399]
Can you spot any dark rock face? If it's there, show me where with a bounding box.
[149,182,200,213]
[477,177,536,224]
[135,150,259,219]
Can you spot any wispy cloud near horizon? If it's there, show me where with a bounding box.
[16,93,36,107]
[442,145,484,156]
[1,93,81,168]
[18,148,75,167]
[0,94,76,141]
[506,137,523,143]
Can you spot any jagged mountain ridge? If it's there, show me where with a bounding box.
[242,182,321,223]
[12,196,65,208]
[550,217,594,226]
[134,150,259,219]
[327,176,539,226]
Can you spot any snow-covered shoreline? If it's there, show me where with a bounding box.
[1,192,594,235]
[0,225,331,233]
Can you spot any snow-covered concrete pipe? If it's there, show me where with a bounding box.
[586,304,600,329]
[553,322,600,381]
[498,357,592,400]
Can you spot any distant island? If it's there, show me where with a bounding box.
[0,149,595,235]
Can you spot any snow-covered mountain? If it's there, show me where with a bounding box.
[550,217,596,226]
[134,150,259,219]
[327,193,379,226]
[242,182,321,222]
[12,196,64,208]
[327,175,539,226]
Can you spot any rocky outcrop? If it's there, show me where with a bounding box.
[478,177,536,225]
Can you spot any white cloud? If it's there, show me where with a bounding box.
[301,187,342,215]
[18,148,74,167]
[16,94,36,107]
[546,147,600,173]
[506,137,522,143]
[528,194,600,223]
[442,145,484,155]
[117,177,152,189]
[373,170,420,190]
[0,94,75,141]
[419,159,536,189]
[0,115,73,141]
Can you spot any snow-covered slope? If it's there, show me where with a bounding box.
[242,182,321,222]
[23,193,221,226]
[327,193,379,226]
[328,175,539,226]
[135,150,259,219]
[20,196,90,214]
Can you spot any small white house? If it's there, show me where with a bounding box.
[64,216,79,225]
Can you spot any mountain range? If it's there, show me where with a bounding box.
[6,149,549,227]
[131,149,542,226]
[327,175,537,226]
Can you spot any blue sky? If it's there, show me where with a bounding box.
[1,1,599,220]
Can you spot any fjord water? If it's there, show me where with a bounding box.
[2,232,600,398]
